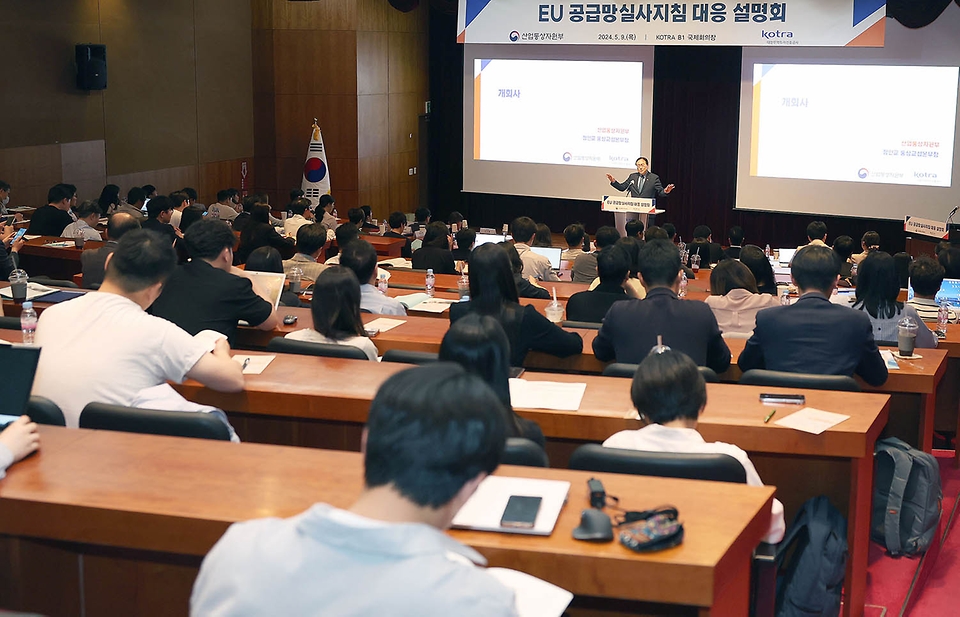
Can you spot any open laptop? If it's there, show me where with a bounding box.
[777,248,796,266]
[473,233,508,248]
[236,271,286,326]
[0,345,41,426]
[529,246,563,269]
[905,278,960,304]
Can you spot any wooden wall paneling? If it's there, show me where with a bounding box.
[253,94,278,158]
[357,31,389,96]
[388,93,419,155]
[358,95,389,159]
[250,0,275,30]
[252,156,278,198]
[387,1,426,33]
[250,29,276,96]
[195,0,255,165]
[388,32,423,95]
[269,0,357,31]
[357,0,391,32]
[276,156,308,205]
[107,165,200,197]
[0,144,63,206]
[200,158,254,205]
[273,30,358,96]
[60,140,107,202]
[274,95,359,159]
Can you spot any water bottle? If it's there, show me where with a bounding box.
[938,301,950,334]
[287,265,302,295]
[20,301,37,345]
[380,220,387,235]
[780,289,790,306]
[678,270,687,298]
[378,273,389,294]
[425,268,435,297]
[764,243,771,258]
[850,262,858,278]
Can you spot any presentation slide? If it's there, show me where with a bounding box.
[473,59,642,169]
[751,64,958,187]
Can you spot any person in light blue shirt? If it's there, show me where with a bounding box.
[340,238,407,316]
[190,364,518,617]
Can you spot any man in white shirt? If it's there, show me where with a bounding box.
[191,364,519,616]
[282,198,314,238]
[907,255,957,323]
[797,220,828,251]
[282,222,329,283]
[318,194,339,231]
[32,229,245,427]
[168,191,190,230]
[602,348,785,544]
[510,216,559,282]
[208,189,240,222]
[340,238,407,315]
[61,200,103,241]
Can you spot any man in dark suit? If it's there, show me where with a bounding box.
[606,156,676,237]
[723,225,744,260]
[80,212,141,289]
[382,211,412,258]
[141,195,179,244]
[738,244,888,386]
[566,245,630,323]
[593,239,730,373]
[688,225,724,265]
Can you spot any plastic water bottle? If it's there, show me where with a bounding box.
[378,273,389,294]
[938,301,950,334]
[780,289,790,306]
[210,205,220,220]
[678,271,687,298]
[20,301,37,345]
[764,244,771,258]
[425,268,435,297]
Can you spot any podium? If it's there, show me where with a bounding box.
[601,195,665,236]
[903,215,951,260]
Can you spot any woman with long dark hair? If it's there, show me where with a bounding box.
[739,244,778,295]
[97,184,121,216]
[411,221,457,274]
[853,252,936,348]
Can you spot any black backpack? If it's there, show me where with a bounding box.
[871,437,942,556]
[775,496,848,617]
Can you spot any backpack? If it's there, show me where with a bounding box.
[775,496,848,617]
[871,437,942,556]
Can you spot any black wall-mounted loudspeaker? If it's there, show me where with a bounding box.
[76,44,107,91]
[388,0,419,12]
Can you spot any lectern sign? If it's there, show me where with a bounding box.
[601,195,658,213]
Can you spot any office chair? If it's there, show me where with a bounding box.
[739,369,860,392]
[266,337,369,360]
[0,316,20,330]
[603,363,720,383]
[501,438,550,468]
[79,403,232,441]
[561,320,602,330]
[381,349,439,365]
[25,396,66,426]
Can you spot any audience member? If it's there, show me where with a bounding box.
[738,244,887,385]
[851,231,881,264]
[61,200,103,241]
[799,220,828,249]
[340,239,406,315]
[448,211,465,228]
[142,185,158,200]
[602,349,785,544]
[510,216,559,282]
[181,187,204,209]
[832,235,856,284]
[97,184,121,217]
[688,225,723,264]
[625,219,645,241]
[939,247,960,280]
[283,198,315,238]
[347,207,365,228]
[532,223,553,247]
[661,222,677,242]
[359,205,379,231]
[169,191,191,230]
[705,260,779,337]
[561,223,587,261]
[207,190,240,222]
[1,223,26,281]
[412,206,431,233]
[593,239,731,372]
[178,205,205,234]
[572,225,619,283]
[644,225,669,242]
[191,363,518,616]
[0,180,21,221]
[586,237,646,299]
[289,188,304,203]
[0,416,40,480]
[120,187,148,220]
[318,194,339,231]
[245,246,302,307]
[724,226,744,260]
[453,227,476,261]
[440,314,546,447]
[26,184,75,236]
[853,252,936,348]
[908,255,956,323]
[235,204,294,264]
[325,223,360,265]
[893,252,912,288]
[33,229,245,427]
[285,267,378,361]
[500,242,550,300]
[412,222,457,274]
[282,223,329,284]
[739,245,778,295]
[151,219,279,341]
[232,195,259,233]
[141,195,178,243]
[566,245,632,323]
[451,243,582,366]
[382,211,413,258]
[80,212,141,289]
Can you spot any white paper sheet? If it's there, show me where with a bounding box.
[365,317,406,332]
[378,258,410,268]
[487,568,573,617]
[232,354,276,375]
[774,407,850,435]
[409,299,453,314]
[42,241,74,248]
[509,379,586,411]
[880,349,901,370]
[452,475,570,536]
[0,282,58,301]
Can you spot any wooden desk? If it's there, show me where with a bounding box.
[0,426,773,616]
[330,234,407,257]
[384,288,558,320]
[15,236,104,280]
[385,269,590,299]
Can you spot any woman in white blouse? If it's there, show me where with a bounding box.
[704,259,780,337]
[285,266,378,361]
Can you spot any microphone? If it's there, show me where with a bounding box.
[626,179,636,197]
[950,205,959,218]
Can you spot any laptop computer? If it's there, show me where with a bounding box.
[529,246,563,269]
[777,248,796,266]
[473,233,507,248]
[0,344,41,426]
[935,278,960,304]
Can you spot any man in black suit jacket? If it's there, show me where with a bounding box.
[566,245,630,323]
[723,225,744,260]
[593,239,730,373]
[140,196,179,244]
[27,184,75,237]
[80,212,141,288]
[606,156,675,237]
[382,211,412,259]
[738,244,888,386]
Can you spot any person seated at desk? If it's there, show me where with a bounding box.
[850,231,881,265]
[151,219,279,341]
[246,246,303,308]
[687,225,723,265]
[500,242,549,300]
[191,364,519,616]
[572,225,619,283]
[140,195,179,244]
[0,180,23,222]
[532,223,553,248]
[234,204,294,265]
[282,222,329,285]
[723,226,744,260]
[560,223,588,262]
[452,227,475,262]
[602,349,785,544]
[798,220,828,251]
[359,205,379,232]
[512,216,560,282]
[832,235,856,286]
[208,189,240,222]
[451,243,582,367]
[740,244,778,296]
[117,187,148,221]
[939,246,960,280]
[853,252,937,348]
[80,212,141,289]
[566,245,632,323]
[382,211,413,259]
[32,229,245,427]
[318,194,339,233]
[625,219,645,243]
[285,267,378,360]
[907,255,957,323]
[340,239,407,316]
[586,237,646,300]
[738,244,888,386]
[61,200,103,241]
[26,184,75,237]
[593,239,731,373]
[96,184,120,217]
[0,416,40,480]
[282,198,314,238]
[440,314,545,447]
[168,191,190,231]
[1,223,26,281]
[324,223,359,265]
[705,260,779,338]
[412,222,458,275]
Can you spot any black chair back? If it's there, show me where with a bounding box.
[266,337,369,360]
[0,316,20,330]
[25,396,66,426]
[79,403,232,441]
[29,276,79,289]
[739,369,860,392]
[501,438,550,468]
[561,320,602,330]
[603,363,719,383]
[568,444,746,483]
[381,349,439,365]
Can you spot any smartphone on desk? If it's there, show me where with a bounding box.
[500,495,542,529]
[759,393,805,405]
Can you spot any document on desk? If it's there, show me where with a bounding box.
[508,379,586,411]
[0,282,58,301]
[232,354,276,375]
[365,317,406,332]
[408,299,453,314]
[43,241,75,248]
[378,257,411,268]
[486,568,572,617]
[775,407,850,435]
[452,475,570,536]
[880,349,901,370]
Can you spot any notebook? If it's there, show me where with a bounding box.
[0,345,41,420]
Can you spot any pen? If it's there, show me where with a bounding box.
[242,357,250,371]
[764,409,777,423]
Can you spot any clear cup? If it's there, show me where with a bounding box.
[898,316,919,357]
[287,266,302,295]
[545,300,564,323]
[9,269,28,304]
[457,277,470,300]
[690,253,701,274]
[74,231,85,249]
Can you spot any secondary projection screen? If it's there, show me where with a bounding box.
[736,6,960,221]
[463,45,655,201]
